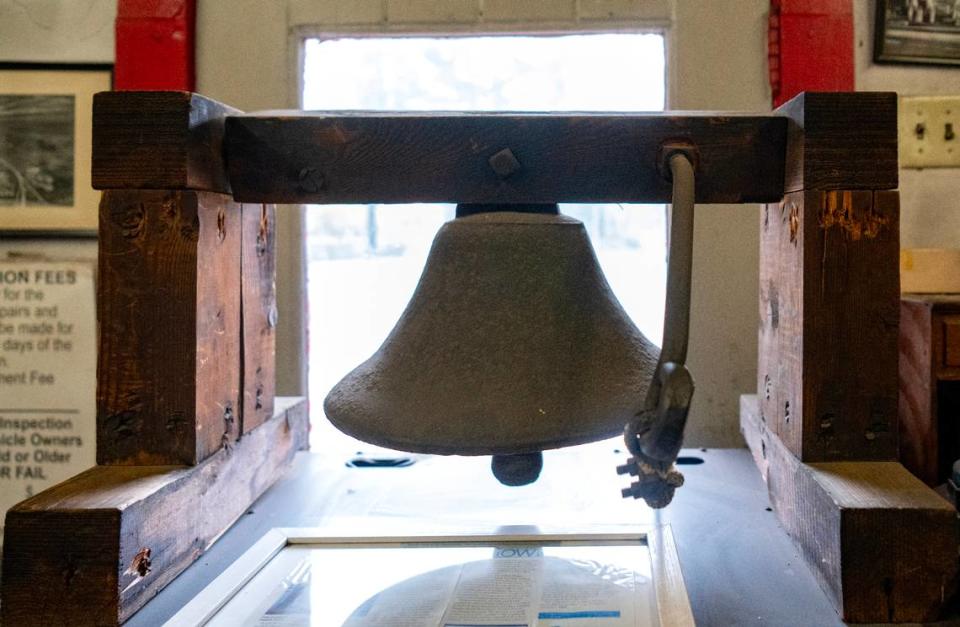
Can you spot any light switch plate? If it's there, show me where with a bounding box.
[899,96,960,168]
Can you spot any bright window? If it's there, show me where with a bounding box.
[303,34,667,456]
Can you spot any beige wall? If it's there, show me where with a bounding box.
[0,0,113,263]
[669,1,769,445]
[854,1,960,250]
[0,0,114,63]
[196,0,770,447]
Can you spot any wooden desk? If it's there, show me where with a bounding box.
[127,447,850,626]
[900,294,960,486]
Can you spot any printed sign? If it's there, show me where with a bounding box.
[0,260,96,543]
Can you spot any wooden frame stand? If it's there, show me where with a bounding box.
[742,93,958,623]
[2,93,304,626]
[2,90,955,624]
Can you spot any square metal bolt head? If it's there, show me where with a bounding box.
[488,148,522,179]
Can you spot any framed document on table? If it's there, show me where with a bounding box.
[168,527,693,627]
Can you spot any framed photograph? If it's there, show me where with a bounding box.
[169,527,694,626]
[0,63,112,236]
[875,0,960,66]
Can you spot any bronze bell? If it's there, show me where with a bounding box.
[327,149,697,506]
[324,205,660,485]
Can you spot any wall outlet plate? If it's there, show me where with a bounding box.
[900,96,960,169]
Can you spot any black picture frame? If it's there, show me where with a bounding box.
[875,0,960,67]
[0,62,113,238]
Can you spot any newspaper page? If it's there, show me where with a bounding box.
[248,544,654,627]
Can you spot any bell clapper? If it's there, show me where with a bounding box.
[619,148,697,509]
[491,452,544,486]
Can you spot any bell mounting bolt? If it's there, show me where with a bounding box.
[620,146,697,509]
[657,140,700,181]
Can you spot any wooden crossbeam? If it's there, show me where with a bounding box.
[90,91,898,206]
[223,112,788,204]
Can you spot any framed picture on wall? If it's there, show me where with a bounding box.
[875,0,960,66]
[0,63,112,236]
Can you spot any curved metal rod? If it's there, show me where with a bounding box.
[659,153,695,367]
[619,150,696,508]
[629,151,696,452]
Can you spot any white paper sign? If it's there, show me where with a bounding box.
[0,260,96,543]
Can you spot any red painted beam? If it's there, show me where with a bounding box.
[769,0,854,107]
[115,0,196,91]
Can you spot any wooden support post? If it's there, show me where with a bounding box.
[92,91,236,193]
[241,202,277,433]
[758,189,900,461]
[746,92,958,623]
[98,190,241,464]
[92,91,279,460]
[0,91,291,625]
[779,91,898,193]
[759,92,900,463]
[2,398,308,627]
[741,395,957,623]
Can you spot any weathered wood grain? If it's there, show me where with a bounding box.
[778,91,899,193]
[741,395,958,623]
[97,190,241,465]
[1,398,308,627]
[758,190,900,462]
[899,298,938,486]
[92,91,238,193]
[739,394,768,480]
[899,295,960,486]
[241,203,277,434]
[225,112,787,204]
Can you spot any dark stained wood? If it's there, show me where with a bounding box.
[759,190,900,462]
[899,296,960,486]
[241,203,277,434]
[741,395,958,623]
[97,190,241,465]
[777,91,899,193]
[1,398,308,627]
[1,509,119,626]
[92,91,238,193]
[945,318,960,367]
[225,112,787,204]
[900,298,938,486]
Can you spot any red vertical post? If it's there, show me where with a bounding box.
[115,0,196,91]
[769,0,855,108]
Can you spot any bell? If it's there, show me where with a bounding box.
[324,205,660,485]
